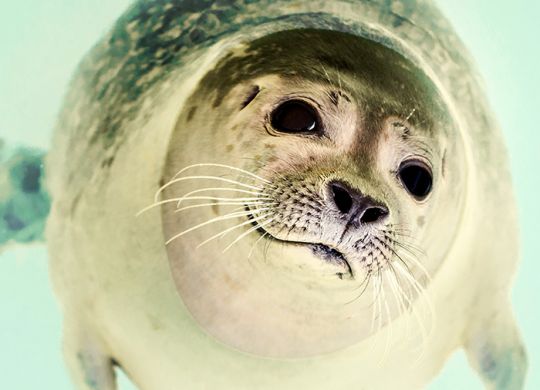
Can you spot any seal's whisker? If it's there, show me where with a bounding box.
[370,276,378,335]
[393,241,432,283]
[318,63,334,87]
[197,213,272,249]
[175,187,269,207]
[176,201,273,214]
[137,198,271,216]
[378,272,393,366]
[391,263,430,359]
[214,172,278,189]
[136,198,186,216]
[248,232,269,258]
[386,267,410,343]
[348,268,372,295]
[165,208,271,245]
[336,68,343,91]
[405,107,416,121]
[383,232,431,285]
[390,264,426,357]
[172,196,273,204]
[374,270,384,352]
[393,261,435,342]
[386,244,414,277]
[391,235,427,257]
[172,163,272,184]
[387,266,408,313]
[223,217,275,253]
[155,175,264,201]
[347,270,381,308]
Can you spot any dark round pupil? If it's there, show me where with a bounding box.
[399,163,432,199]
[271,100,318,133]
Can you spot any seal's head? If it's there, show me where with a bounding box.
[161,29,466,358]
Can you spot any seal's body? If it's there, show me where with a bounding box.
[46,1,526,389]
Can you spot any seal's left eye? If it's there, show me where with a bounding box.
[398,161,433,200]
[271,100,319,133]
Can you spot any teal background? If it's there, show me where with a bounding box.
[0,1,538,388]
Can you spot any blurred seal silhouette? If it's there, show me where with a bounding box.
[45,1,526,389]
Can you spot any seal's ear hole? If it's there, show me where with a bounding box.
[270,100,320,133]
[398,160,433,200]
[240,85,261,109]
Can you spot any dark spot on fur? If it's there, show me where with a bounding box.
[111,358,137,388]
[70,192,82,215]
[186,106,197,122]
[226,144,234,152]
[211,202,219,214]
[266,155,277,164]
[329,90,339,106]
[340,92,351,103]
[392,15,406,28]
[101,156,115,168]
[417,215,425,227]
[241,85,260,109]
[212,93,223,108]
[21,163,41,193]
[188,27,207,44]
[441,149,447,178]
[392,121,410,139]
[4,212,25,231]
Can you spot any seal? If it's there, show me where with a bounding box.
[45,1,527,389]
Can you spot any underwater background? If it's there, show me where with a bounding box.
[0,1,538,388]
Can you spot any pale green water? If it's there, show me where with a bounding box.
[0,1,538,389]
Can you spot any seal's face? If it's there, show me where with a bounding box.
[161,30,466,357]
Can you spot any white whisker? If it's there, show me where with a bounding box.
[197,213,271,248]
[136,198,184,216]
[393,241,432,282]
[378,272,392,365]
[175,187,268,207]
[171,196,273,206]
[392,261,433,361]
[137,198,270,216]
[175,201,272,214]
[172,163,272,184]
[248,232,269,258]
[405,107,416,121]
[223,218,275,253]
[165,208,270,245]
[155,175,264,201]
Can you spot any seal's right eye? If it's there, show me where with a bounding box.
[271,100,319,133]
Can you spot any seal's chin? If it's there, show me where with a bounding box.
[246,211,353,278]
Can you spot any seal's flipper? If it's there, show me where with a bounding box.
[0,141,50,252]
[63,320,117,390]
[464,303,527,389]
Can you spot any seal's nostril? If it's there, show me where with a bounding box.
[360,206,389,224]
[331,184,353,214]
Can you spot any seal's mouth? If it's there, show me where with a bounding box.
[245,209,353,278]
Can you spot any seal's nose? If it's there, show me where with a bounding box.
[329,181,389,224]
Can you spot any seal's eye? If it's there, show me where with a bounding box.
[398,161,433,200]
[271,100,319,133]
